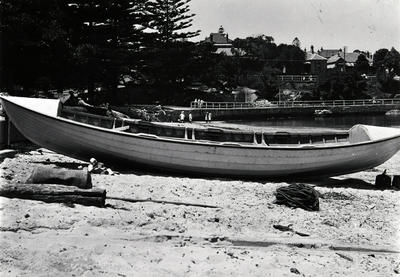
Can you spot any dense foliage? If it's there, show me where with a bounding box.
[1,1,399,104]
[373,48,400,95]
[1,0,199,103]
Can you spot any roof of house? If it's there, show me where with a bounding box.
[327,54,345,64]
[327,52,373,65]
[339,52,359,63]
[306,52,327,61]
[339,52,372,64]
[204,33,232,45]
[318,49,341,58]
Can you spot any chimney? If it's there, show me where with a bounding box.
[311,45,314,54]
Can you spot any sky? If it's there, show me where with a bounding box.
[188,0,400,53]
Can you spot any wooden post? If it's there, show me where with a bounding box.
[5,114,10,148]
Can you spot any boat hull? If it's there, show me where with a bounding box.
[2,97,400,177]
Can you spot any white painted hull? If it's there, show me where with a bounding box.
[2,96,400,177]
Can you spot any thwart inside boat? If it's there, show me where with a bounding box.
[60,105,378,146]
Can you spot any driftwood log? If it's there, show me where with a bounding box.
[26,167,92,189]
[0,183,106,207]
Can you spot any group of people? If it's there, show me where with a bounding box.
[204,111,212,123]
[193,99,205,108]
[178,111,192,123]
[177,111,212,123]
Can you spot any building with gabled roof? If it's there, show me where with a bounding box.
[305,52,327,76]
[327,52,372,69]
[306,52,326,61]
[202,26,235,56]
[327,55,345,69]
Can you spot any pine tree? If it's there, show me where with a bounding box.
[64,0,152,101]
[147,0,199,43]
[1,0,72,93]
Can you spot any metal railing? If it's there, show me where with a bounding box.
[190,99,400,109]
[277,75,318,83]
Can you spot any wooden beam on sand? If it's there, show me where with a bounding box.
[0,183,106,207]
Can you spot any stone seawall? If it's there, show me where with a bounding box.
[188,104,400,120]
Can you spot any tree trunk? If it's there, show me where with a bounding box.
[0,183,106,207]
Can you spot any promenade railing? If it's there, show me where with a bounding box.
[277,75,318,83]
[190,99,400,109]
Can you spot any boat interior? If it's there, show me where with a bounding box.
[60,108,367,146]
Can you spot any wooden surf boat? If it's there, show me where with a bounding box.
[2,96,400,177]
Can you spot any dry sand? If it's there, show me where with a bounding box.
[1,142,400,276]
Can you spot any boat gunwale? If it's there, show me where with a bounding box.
[2,96,400,151]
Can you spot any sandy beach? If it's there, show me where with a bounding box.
[1,141,400,276]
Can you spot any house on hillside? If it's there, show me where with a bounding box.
[340,52,372,67]
[305,52,327,76]
[327,52,372,70]
[327,55,346,70]
[202,26,236,56]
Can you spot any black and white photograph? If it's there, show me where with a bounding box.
[1,0,400,276]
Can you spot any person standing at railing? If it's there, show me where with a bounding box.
[179,111,185,123]
[188,112,192,123]
[208,112,212,123]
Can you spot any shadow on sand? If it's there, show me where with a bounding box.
[22,147,396,192]
[304,177,393,191]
